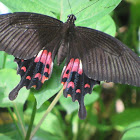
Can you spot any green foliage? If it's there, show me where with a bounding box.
[0,0,139,140]
[122,121,140,140]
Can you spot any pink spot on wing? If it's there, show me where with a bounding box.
[84,84,90,88]
[72,59,79,72]
[40,50,48,64]
[68,82,74,89]
[76,89,81,93]
[45,52,53,75]
[26,76,31,80]
[21,66,26,72]
[21,59,24,62]
[63,82,67,89]
[34,50,43,62]
[34,73,42,80]
[62,58,74,79]
[78,60,83,75]
[46,52,52,64]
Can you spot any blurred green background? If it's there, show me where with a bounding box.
[0,0,140,140]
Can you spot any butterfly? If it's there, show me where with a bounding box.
[0,5,140,119]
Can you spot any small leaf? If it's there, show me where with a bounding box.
[0,69,29,107]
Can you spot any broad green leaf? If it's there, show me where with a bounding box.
[33,110,65,138]
[0,135,13,140]
[0,123,22,139]
[0,0,120,36]
[122,121,140,140]
[0,69,29,107]
[0,0,56,17]
[111,108,140,129]
[35,130,62,140]
[83,14,116,36]
[0,52,17,69]
[60,89,99,114]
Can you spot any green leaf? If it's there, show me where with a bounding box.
[0,52,16,69]
[122,121,140,140]
[0,135,13,140]
[111,108,140,129]
[0,69,29,107]
[84,14,116,36]
[60,87,99,114]
[0,0,120,35]
[33,110,65,138]
[0,123,21,139]
[0,0,56,17]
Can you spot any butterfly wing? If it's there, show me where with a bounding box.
[0,12,63,59]
[76,26,140,87]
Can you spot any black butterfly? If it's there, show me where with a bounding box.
[0,11,140,119]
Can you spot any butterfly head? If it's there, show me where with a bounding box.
[67,14,76,24]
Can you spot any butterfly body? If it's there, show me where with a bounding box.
[0,12,140,119]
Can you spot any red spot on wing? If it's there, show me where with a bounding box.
[62,58,74,79]
[21,59,24,62]
[26,76,31,80]
[76,89,81,93]
[41,75,48,83]
[21,66,26,72]
[67,94,71,97]
[84,84,90,88]
[44,67,49,73]
[33,85,36,88]
[34,73,42,80]
[63,82,67,89]
[68,82,74,89]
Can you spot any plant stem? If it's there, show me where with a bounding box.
[8,107,24,140]
[13,103,26,137]
[25,99,37,140]
[30,88,63,139]
[2,53,7,68]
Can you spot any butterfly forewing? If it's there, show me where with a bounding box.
[76,26,140,87]
[0,12,63,59]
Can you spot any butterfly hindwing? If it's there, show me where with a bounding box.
[0,12,63,59]
[61,58,100,119]
[9,49,54,100]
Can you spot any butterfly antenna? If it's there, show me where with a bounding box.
[75,0,99,15]
[68,0,72,14]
